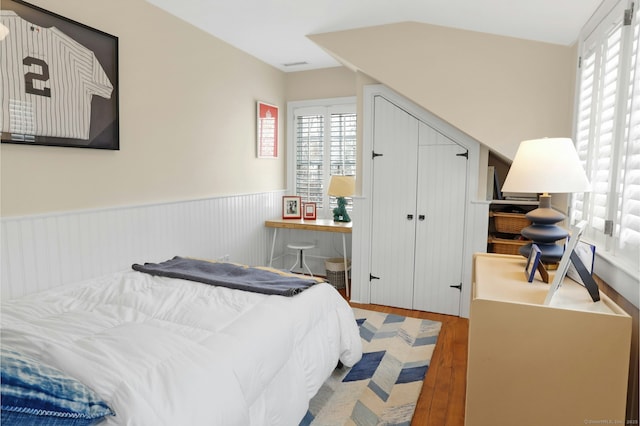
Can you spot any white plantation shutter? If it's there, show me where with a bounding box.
[572,0,640,270]
[329,113,357,209]
[330,113,357,176]
[617,11,640,263]
[295,114,324,205]
[290,99,356,216]
[572,50,595,226]
[590,17,621,242]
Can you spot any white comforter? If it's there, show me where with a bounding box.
[1,270,363,425]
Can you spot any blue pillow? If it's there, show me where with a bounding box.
[1,347,114,426]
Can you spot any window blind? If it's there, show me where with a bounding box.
[329,113,357,209]
[617,12,640,263]
[594,23,621,238]
[295,114,324,205]
[292,104,356,215]
[572,48,596,228]
[330,113,357,176]
[572,0,639,269]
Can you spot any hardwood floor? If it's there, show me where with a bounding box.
[346,298,469,426]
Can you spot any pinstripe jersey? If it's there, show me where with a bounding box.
[1,11,113,140]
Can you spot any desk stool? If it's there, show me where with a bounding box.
[288,242,315,276]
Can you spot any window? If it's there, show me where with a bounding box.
[571,0,639,274]
[288,98,356,217]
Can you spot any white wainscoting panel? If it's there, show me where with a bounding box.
[1,191,287,300]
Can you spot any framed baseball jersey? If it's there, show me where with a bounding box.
[1,0,119,149]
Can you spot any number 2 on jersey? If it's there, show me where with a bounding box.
[23,56,52,97]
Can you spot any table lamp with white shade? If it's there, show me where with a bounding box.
[501,138,591,262]
[328,175,355,222]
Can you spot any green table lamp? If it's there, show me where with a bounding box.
[328,175,355,222]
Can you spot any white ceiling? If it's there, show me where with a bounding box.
[146,0,603,72]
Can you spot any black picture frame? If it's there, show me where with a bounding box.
[569,250,600,302]
[1,0,119,150]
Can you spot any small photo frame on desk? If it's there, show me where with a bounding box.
[567,240,595,282]
[282,196,302,219]
[543,221,599,304]
[303,202,316,220]
[524,244,543,282]
[567,240,600,302]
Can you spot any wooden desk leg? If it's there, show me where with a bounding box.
[342,234,349,298]
[269,228,278,268]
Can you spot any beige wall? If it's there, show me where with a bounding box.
[1,0,286,217]
[309,22,576,160]
[285,67,356,101]
[2,7,577,217]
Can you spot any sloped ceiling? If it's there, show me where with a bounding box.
[310,22,576,159]
[145,0,601,72]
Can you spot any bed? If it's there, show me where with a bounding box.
[0,258,363,425]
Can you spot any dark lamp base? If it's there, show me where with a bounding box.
[519,242,565,263]
[519,194,567,263]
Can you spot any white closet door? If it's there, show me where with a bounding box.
[370,96,418,309]
[413,123,467,315]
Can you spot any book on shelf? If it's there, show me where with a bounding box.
[503,194,538,201]
[487,166,503,200]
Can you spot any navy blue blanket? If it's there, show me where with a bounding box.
[132,256,323,297]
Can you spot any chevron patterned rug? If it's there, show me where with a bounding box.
[300,308,442,426]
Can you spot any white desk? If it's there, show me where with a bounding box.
[265,218,352,296]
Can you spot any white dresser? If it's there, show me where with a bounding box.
[465,253,632,426]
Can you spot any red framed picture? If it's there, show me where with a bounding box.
[282,196,301,219]
[303,202,317,220]
[257,101,278,158]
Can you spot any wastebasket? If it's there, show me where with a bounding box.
[324,258,350,289]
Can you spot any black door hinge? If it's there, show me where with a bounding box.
[456,151,468,159]
[370,274,380,281]
[450,283,462,291]
[372,151,383,159]
[624,4,634,25]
